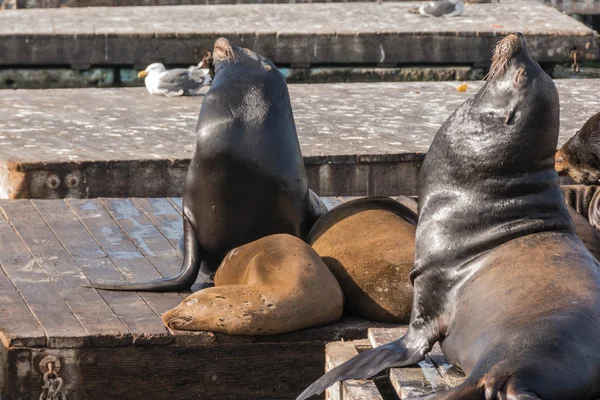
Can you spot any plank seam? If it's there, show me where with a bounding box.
[63,198,175,322]
[98,198,186,300]
[30,199,134,336]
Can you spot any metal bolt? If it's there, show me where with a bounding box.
[65,173,80,189]
[38,355,61,374]
[46,175,61,190]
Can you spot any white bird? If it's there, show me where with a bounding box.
[138,63,211,97]
[415,0,465,17]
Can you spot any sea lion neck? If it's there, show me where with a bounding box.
[412,33,575,302]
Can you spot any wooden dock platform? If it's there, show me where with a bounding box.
[0,195,385,399]
[1,79,600,199]
[0,0,596,68]
[545,0,600,15]
[325,327,466,400]
[10,0,414,7]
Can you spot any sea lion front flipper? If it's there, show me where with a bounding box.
[394,196,419,224]
[177,234,185,259]
[85,217,203,292]
[307,189,328,225]
[295,333,427,400]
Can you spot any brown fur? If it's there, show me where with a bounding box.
[162,234,344,335]
[308,197,416,323]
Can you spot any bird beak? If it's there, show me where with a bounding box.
[137,70,148,78]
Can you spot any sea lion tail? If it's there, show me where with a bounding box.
[296,339,423,400]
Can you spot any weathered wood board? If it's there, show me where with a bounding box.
[544,0,600,14]
[325,328,467,399]
[0,0,596,68]
[9,0,452,7]
[1,79,599,199]
[0,196,387,400]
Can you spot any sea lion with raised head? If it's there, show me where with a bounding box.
[297,33,600,400]
[307,197,416,323]
[163,234,344,335]
[89,38,326,291]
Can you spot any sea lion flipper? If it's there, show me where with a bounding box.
[177,234,185,259]
[308,189,328,222]
[85,217,203,292]
[588,189,600,232]
[296,336,424,400]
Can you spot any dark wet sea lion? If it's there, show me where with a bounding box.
[556,112,600,185]
[307,197,416,323]
[297,33,600,400]
[567,205,600,260]
[89,38,326,291]
[162,234,343,335]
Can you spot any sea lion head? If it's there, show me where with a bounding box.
[211,37,277,76]
[476,32,559,171]
[415,33,572,279]
[554,112,600,184]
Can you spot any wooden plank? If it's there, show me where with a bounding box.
[0,205,88,348]
[100,198,177,258]
[100,198,190,300]
[0,2,595,67]
[1,200,133,347]
[2,80,600,199]
[168,197,183,213]
[30,199,169,344]
[427,344,466,389]
[325,341,384,400]
[547,0,600,14]
[66,199,182,321]
[368,327,448,398]
[0,263,46,348]
[15,0,449,7]
[132,197,183,248]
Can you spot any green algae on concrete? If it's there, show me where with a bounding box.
[0,68,114,89]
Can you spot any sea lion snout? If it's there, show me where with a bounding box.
[162,309,195,330]
[555,148,569,175]
[488,33,528,83]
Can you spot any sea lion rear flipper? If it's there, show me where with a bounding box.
[84,217,203,292]
[295,336,425,400]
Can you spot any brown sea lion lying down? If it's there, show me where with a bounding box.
[162,234,343,335]
[308,196,417,324]
[556,111,600,185]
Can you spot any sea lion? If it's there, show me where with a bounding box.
[162,234,344,335]
[89,38,326,291]
[567,205,600,260]
[308,197,416,323]
[556,112,600,185]
[297,33,600,400]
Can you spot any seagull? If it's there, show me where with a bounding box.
[138,63,212,97]
[410,0,465,17]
